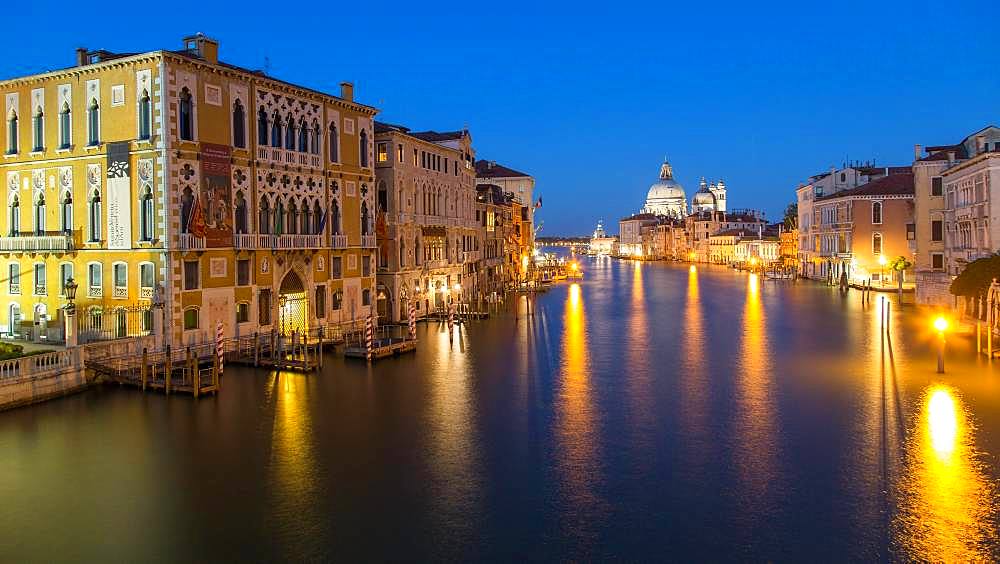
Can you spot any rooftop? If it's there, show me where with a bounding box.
[816,172,914,201]
[476,160,531,178]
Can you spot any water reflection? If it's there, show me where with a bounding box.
[555,283,603,545]
[893,384,997,561]
[267,371,321,542]
[680,264,709,458]
[734,274,777,510]
[628,262,655,441]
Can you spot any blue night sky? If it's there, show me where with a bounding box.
[17,2,1000,235]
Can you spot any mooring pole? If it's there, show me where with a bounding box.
[141,347,148,392]
[165,344,172,395]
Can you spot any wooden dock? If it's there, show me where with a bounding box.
[344,325,418,361]
[87,346,220,397]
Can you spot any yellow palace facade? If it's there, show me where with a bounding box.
[0,34,378,347]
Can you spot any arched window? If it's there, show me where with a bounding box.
[59,103,71,149]
[871,201,882,225]
[6,109,17,154]
[310,120,320,155]
[183,307,200,330]
[138,90,151,140]
[298,118,308,152]
[257,109,268,145]
[284,113,296,150]
[399,240,406,268]
[32,107,43,152]
[178,87,193,141]
[61,192,72,233]
[361,202,370,235]
[872,232,883,256]
[359,129,369,167]
[271,112,282,147]
[140,187,154,240]
[302,201,312,235]
[330,199,341,234]
[313,200,322,234]
[286,200,298,234]
[377,180,388,214]
[88,190,101,241]
[235,191,248,234]
[232,100,245,148]
[180,187,193,233]
[328,122,338,162]
[87,99,100,146]
[259,195,271,234]
[34,194,45,234]
[275,198,285,234]
[9,195,19,235]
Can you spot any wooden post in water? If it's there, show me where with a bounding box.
[141,348,148,392]
[270,329,277,361]
[253,331,259,367]
[165,344,172,395]
[212,348,219,393]
[191,348,200,398]
[318,328,324,369]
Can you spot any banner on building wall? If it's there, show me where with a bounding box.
[200,143,233,248]
[106,142,132,250]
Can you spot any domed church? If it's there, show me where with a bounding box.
[642,159,687,218]
[691,177,728,213]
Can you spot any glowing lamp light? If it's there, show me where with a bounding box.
[570,262,579,271]
[453,283,461,293]
[878,254,888,266]
[933,316,949,333]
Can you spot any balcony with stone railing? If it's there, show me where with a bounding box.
[0,231,76,253]
[88,286,103,298]
[361,234,377,248]
[178,233,206,250]
[256,146,323,171]
[462,250,481,263]
[234,233,324,250]
[331,234,348,249]
[113,286,128,299]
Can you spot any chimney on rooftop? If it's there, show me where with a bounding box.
[947,150,956,164]
[183,33,219,64]
[340,82,354,102]
[914,144,922,161]
[75,47,88,67]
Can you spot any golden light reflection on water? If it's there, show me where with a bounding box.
[680,264,708,445]
[735,273,777,501]
[894,384,997,561]
[267,372,319,533]
[556,283,601,527]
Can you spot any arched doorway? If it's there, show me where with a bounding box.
[376,283,391,321]
[278,269,308,336]
[34,303,47,341]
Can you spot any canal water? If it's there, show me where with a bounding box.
[2,257,999,561]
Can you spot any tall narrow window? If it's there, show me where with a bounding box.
[34,194,45,234]
[235,191,247,234]
[359,129,369,167]
[7,109,18,154]
[8,264,18,294]
[89,262,102,290]
[61,193,72,233]
[310,120,320,155]
[180,188,193,233]
[361,202,370,235]
[140,263,154,294]
[271,112,282,147]
[257,109,268,145]
[138,90,151,140]
[328,122,338,162]
[88,190,101,241]
[275,199,285,234]
[331,200,341,234]
[34,263,46,295]
[871,201,883,225]
[259,195,271,234]
[32,107,43,151]
[298,118,308,152]
[313,200,322,234]
[9,195,19,235]
[140,187,153,240]
[178,88,193,141]
[113,263,127,290]
[87,99,100,146]
[286,200,298,235]
[872,232,883,255]
[60,263,73,296]
[232,100,245,148]
[59,103,71,149]
[285,113,296,150]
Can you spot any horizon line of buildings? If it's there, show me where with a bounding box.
[0,33,537,347]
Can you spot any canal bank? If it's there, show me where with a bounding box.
[2,258,999,561]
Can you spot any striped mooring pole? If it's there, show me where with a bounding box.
[365,313,374,360]
[447,302,455,335]
[408,301,417,340]
[215,321,224,374]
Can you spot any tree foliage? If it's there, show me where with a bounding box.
[889,256,912,272]
[783,202,798,230]
[950,254,1000,298]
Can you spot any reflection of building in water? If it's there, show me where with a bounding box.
[893,384,997,562]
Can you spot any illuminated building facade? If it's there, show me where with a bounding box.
[0,35,378,345]
[373,122,478,321]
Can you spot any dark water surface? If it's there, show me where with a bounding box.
[3,258,1000,561]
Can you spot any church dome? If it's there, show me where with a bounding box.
[646,160,685,201]
[692,177,715,205]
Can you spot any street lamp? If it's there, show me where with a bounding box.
[934,316,949,373]
[878,254,888,287]
[64,277,78,308]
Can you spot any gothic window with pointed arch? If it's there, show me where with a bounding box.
[138,90,151,140]
[32,107,43,151]
[87,99,100,146]
[232,99,246,148]
[178,87,193,141]
[59,103,71,149]
[6,109,17,154]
